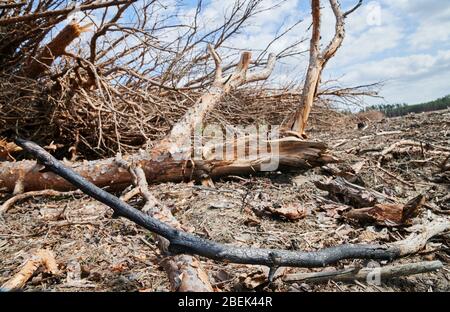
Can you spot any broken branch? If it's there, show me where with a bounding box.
[0,189,81,215]
[283,260,443,284]
[1,249,59,292]
[116,158,213,291]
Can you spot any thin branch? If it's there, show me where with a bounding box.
[343,0,363,18]
[283,261,443,284]
[0,0,134,26]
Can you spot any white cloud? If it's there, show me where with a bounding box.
[79,0,450,104]
[408,13,450,49]
[339,49,450,103]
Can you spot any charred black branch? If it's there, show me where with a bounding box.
[16,138,402,268]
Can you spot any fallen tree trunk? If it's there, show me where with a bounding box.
[0,138,335,192]
[1,46,330,193]
[15,138,450,272]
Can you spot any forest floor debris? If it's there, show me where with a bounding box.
[0,109,449,292]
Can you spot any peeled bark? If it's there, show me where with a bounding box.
[286,0,322,137]
[1,249,59,291]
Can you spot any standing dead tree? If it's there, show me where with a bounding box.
[284,0,363,137]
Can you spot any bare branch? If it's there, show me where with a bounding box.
[0,0,134,26]
[343,0,363,18]
[245,53,276,83]
[207,43,222,85]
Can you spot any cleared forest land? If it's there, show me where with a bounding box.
[1,109,448,292]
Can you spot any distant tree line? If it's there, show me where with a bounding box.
[364,94,450,117]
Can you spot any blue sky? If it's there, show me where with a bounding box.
[64,0,450,106]
[176,0,450,105]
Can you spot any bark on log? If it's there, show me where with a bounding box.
[315,176,393,208]
[0,47,291,193]
[1,139,335,192]
[15,138,450,272]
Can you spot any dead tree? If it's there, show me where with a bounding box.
[284,0,363,137]
[0,140,334,192]
[0,47,336,192]
[1,0,309,156]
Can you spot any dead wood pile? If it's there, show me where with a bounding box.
[0,73,346,159]
[0,1,366,159]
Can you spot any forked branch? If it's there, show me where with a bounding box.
[285,0,362,137]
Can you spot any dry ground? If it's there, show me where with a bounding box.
[0,109,449,292]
